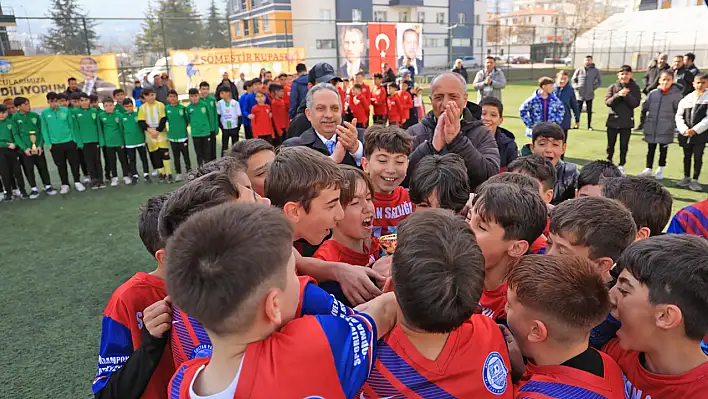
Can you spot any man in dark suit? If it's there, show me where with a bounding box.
[397,28,424,75]
[283,83,365,168]
[337,26,368,80]
[77,57,116,99]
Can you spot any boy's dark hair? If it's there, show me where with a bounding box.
[56,93,68,101]
[244,80,253,89]
[228,138,274,159]
[601,176,672,236]
[578,160,622,190]
[74,92,87,100]
[268,83,284,93]
[373,73,383,79]
[659,70,674,79]
[393,209,485,333]
[102,97,114,104]
[13,97,29,107]
[508,255,610,339]
[218,85,232,94]
[113,89,125,96]
[68,77,77,82]
[89,94,99,102]
[409,154,469,213]
[0,105,7,113]
[265,146,343,211]
[188,88,199,95]
[355,70,364,77]
[167,90,178,96]
[388,82,399,90]
[507,155,557,192]
[353,83,363,90]
[472,183,547,244]
[296,63,307,73]
[618,65,632,73]
[685,52,696,62]
[532,122,566,144]
[339,165,374,209]
[363,125,413,158]
[138,193,171,255]
[166,203,294,335]
[122,98,133,106]
[46,92,58,101]
[158,171,240,240]
[550,197,636,261]
[484,172,540,193]
[142,88,155,96]
[186,156,247,183]
[616,235,708,341]
[401,80,410,87]
[538,76,554,87]
[695,72,708,81]
[263,79,272,87]
[250,78,262,86]
[199,81,210,89]
[479,96,503,115]
[135,80,141,84]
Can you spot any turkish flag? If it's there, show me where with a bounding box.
[368,23,397,75]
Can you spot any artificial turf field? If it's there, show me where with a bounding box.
[1,77,706,398]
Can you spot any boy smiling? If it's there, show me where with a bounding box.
[528,122,579,204]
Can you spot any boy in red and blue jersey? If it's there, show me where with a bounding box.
[468,181,547,323]
[604,235,708,399]
[362,126,415,238]
[505,255,626,399]
[360,209,513,398]
[166,203,398,398]
[92,193,175,399]
[668,198,708,239]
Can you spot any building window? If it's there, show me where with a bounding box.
[436,12,445,24]
[374,11,387,22]
[424,37,440,47]
[320,9,331,22]
[262,14,270,32]
[243,19,250,35]
[233,21,241,36]
[541,16,545,23]
[527,16,531,23]
[399,11,409,22]
[253,18,260,34]
[316,39,336,49]
[352,8,362,22]
[475,14,480,24]
[241,0,247,11]
[452,38,471,47]
[458,12,465,24]
[231,0,240,13]
[417,12,425,22]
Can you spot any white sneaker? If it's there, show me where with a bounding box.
[676,176,691,188]
[74,182,86,192]
[618,165,625,176]
[83,176,90,184]
[655,167,664,180]
[151,169,159,177]
[689,179,703,192]
[12,188,21,198]
[29,188,40,200]
[45,185,58,195]
[110,177,119,187]
[60,185,70,194]
[123,176,132,185]
[637,168,653,178]
[175,173,184,182]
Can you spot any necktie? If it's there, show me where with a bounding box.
[325,139,336,155]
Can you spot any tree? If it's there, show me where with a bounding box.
[41,0,99,54]
[135,0,206,55]
[205,0,229,48]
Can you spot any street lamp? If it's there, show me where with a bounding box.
[446,24,458,68]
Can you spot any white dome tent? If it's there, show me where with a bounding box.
[569,6,708,71]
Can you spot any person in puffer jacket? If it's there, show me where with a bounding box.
[520,77,565,137]
[526,122,579,205]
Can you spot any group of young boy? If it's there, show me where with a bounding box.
[92,110,708,398]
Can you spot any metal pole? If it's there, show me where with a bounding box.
[531,25,536,80]
[693,28,699,55]
[82,17,91,55]
[649,32,656,65]
[572,27,577,70]
[637,31,643,70]
[607,29,613,70]
[622,31,628,68]
[160,18,169,74]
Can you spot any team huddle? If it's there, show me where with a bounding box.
[90,107,708,398]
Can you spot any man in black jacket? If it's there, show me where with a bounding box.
[282,83,364,168]
[382,62,397,84]
[286,63,343,140]
[672,54,695,96]
[605,65,641,173]
[406,72,500,191]
[215,72,239,101]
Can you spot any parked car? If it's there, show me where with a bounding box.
[511,56,532,64]
[460,56,479,69]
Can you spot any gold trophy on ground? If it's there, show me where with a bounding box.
[29,130,38,155]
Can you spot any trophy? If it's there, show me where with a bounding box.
[29,130,39,155]
[379,234,398,256]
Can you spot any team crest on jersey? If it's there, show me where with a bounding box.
[31,117,37,124]
[179,109,184,115]
[483,351,508,395]
[191,344,213,359]
[114,117,119,123]
[92,113,96,120]
[200,108,206,114]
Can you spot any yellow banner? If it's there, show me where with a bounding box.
[169,48,306,94]
[0,54,119,107]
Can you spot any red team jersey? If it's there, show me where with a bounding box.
[338,86,347,115]
[398,90,413,120]
[478,282,508,322]
[284,84,291,110]
[350,94,369,123]
[168,280,376,399]
[250,104,274,138]
[371,85,388,116]
[93,272,175,399]
[515,349,625,399]
[603,338,708,399]
[387,94,404,124]
[270,97,289,133]
[360,315,513,398]
[667,199,708,239]
[373,186,414,238]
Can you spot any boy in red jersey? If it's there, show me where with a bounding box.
[386,83,404,126]
[92,193,176,399]
[409,153,470,213]
[506,255,626,398]
[360,209,513,398]
[313,165,378,306]
[361,126,414,238]
[167,203,398,399]
[248,91,274,143]
[548,196,637,283]
[601,176,673,239]
[268,84,289,145]
[468,182,547,323]
[350,84,369,129]
[398,80,413,127]
[605,235,708,399]
[371,73,388,125]
[354,71,372,126]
